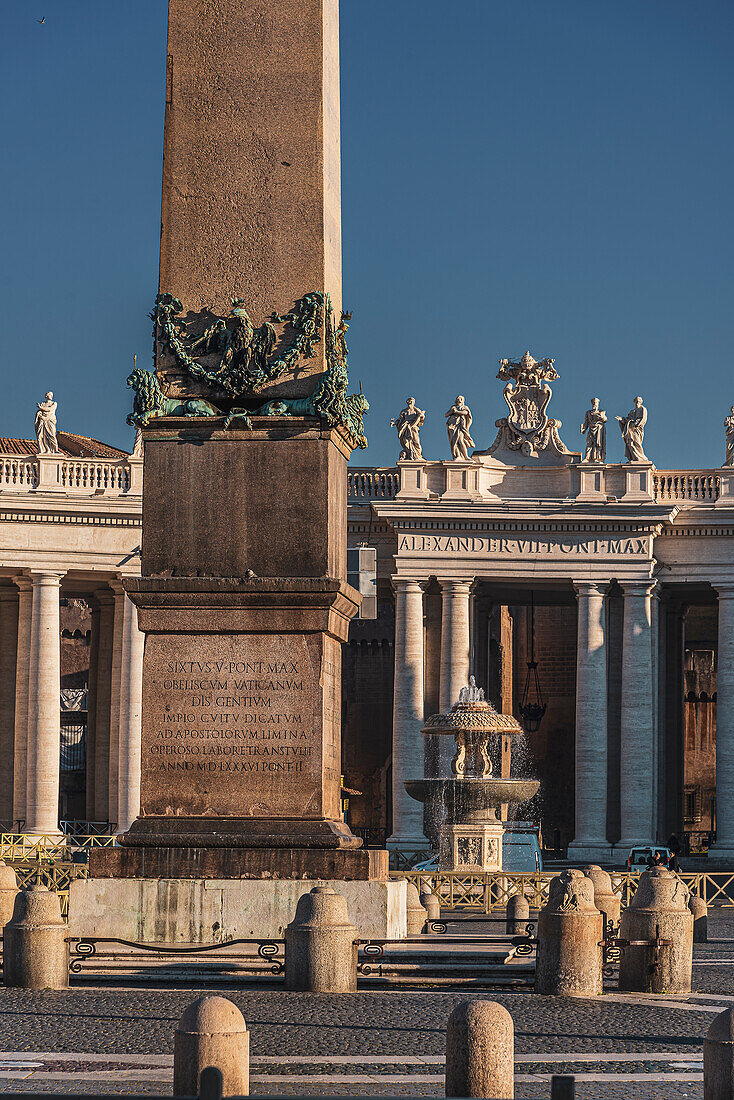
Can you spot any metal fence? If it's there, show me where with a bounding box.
[394,869,734,909]
[0,833,117,860]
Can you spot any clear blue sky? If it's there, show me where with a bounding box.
[2,1,732,468]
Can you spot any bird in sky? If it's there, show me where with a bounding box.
[37,16,45,23]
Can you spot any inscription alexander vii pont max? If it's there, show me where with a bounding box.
[398,534,649,556]
[150,657,310,777]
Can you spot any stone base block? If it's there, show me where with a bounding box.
[439,821,504,873]
[68,877,406,943]
[90,845,387,881]
[567,841,613,863]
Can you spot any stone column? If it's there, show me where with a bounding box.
[387,579,427,851]
[568,582,611,861]
[12,578,33,829]
[439,580,473,711]
[659,600,685,842]
[107,581,125,828]
[617,580,656,850]
[25,572,64,838]
[116,593,144,833]
[438,579,472,777]
[709,584,734,860]
[0,588,19,828]
[85,602,100,821]
[92,589,114,823]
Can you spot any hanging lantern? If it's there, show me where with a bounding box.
[519,593,546,733]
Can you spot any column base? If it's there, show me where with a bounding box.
[23,829,64,844]
[615,838,656,854]
[567,840,613,863]
[705,844,734,866]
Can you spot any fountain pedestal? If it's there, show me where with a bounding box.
[440,818,504,873]
[404,682,539,874]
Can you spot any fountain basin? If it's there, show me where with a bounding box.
[404,777,540,824]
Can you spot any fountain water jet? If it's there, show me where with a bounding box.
[405,679,539,872]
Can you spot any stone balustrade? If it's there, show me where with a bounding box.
[653,470,720,503]
[347,467,400,501]
[0,453,142,496]
[3,454,725,506]
[0,457,39,489]
[347,462,732,507]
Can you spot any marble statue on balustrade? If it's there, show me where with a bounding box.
[724,406,734,467]
[580,398,607,463]
[391,397,425,461]
[35,392,59,454]
[616,396,649,463]
[445,395,475,460]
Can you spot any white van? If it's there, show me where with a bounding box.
[502,823,543,872]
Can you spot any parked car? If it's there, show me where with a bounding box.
[503,823,543,872]
[410,854,439,872]
[626,845,673,871]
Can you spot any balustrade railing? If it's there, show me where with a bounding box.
[0,457,38,489]
[0,453,139,496]
[653,469,720,502]
[59,460,130,492]
[347,467,399,500]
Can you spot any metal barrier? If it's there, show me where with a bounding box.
[0,833,117,861]
[394,869,734,909]
[10,860,89,916]
[67,937,284,975]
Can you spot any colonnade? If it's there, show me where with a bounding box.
[0,574,143,837]
[387,574,734,863]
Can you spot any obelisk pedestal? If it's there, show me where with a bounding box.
[69,0,403,940]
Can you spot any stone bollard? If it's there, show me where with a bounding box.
[3,885,68,989]
[704,1006,734,1100]
[619,868,693,994]
[0,862,19,928]
[406,882,429,935]
[173,995,249,1097]
[420,889,441,923]
[445,999,514,1099]
[285,886,357,992]
[690,895,708,944]
[506,893,530,936]
[535,869,603,997]
[583,865,621,932]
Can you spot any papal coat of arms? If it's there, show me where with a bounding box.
[487,351,571,459]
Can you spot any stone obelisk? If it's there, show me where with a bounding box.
[72,0,400,939]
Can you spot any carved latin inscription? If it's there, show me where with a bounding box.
[139,633,336,819]
[398,533,649,556]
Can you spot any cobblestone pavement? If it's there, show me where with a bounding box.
[0,909,731,1099]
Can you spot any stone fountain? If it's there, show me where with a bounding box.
[404,679,539,872]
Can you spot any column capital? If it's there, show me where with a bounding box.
[437,577,474,594]
[391,576,427,596]
[108,577,126,597]
[715,582,734,600]
[573,581,608,598]
[619,579,657,598]
[26,570,65,586]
